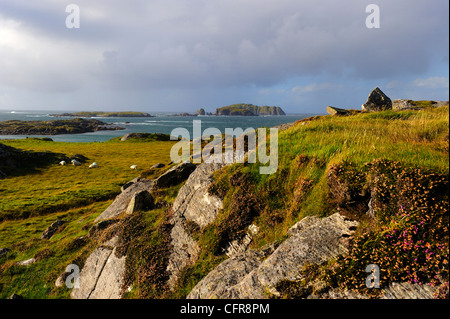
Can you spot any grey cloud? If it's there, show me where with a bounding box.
[0,0,448,112]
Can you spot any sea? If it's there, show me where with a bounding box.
[0,110,315,143]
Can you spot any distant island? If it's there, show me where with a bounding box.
[215,104,286,116]
[0,118,124,135]
[50,111,153,118]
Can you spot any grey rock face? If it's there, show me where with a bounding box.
[327,106,350,116]
[125,190,154,215]
[71,237,126,299]
[362,87,392,112]
[151,163,165,169]
[392,99,416,111]
[381,282,438,299]
[166,218,201,288]
[187,250,268,299]
[188,213,359,299]
[16,258,36,266]
[172,162,225,228]
[166,162,225,288]
[95,179,154,222]
[225,224,260,257]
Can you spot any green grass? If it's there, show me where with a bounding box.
[0,200,110,298]
[0,105,448,299]
[0,137,177,298]
[0,138,176,220]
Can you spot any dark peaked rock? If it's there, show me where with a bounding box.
[362,87,392,111]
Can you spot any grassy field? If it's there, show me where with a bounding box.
[0,137,176,298]
[0,138,176,220]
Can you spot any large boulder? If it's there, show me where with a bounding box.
[95,179,154,222]
[362,87,392,112]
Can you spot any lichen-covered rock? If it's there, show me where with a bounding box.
[321,282,440,299]
[172,162,225,227]
[392,99,416,111]
[187,250,271,299]
[188,213,359,299]
[95,179,154,222]
[166,162,225,288]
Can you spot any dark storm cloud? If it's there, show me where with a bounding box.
[0,0,448,111]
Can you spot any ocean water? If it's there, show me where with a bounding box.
[0,110,313,143]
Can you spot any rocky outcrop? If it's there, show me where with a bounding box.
[362,87,392,112]
[320,282,440,299]
[171,163,224,227]
[392,99,416,111]
[196,108,206,116]
[73,161,200,299]
[151,163,165,169]
[154,162,197,189]
[16,258,36,267]
[188,213,359,299]
[71,236,126,299]
[95,179,155,222]
[327,106,350,116]
[166,162,226,288]
[225,224,260,257]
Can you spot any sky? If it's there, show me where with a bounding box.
[0,0,448,114]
